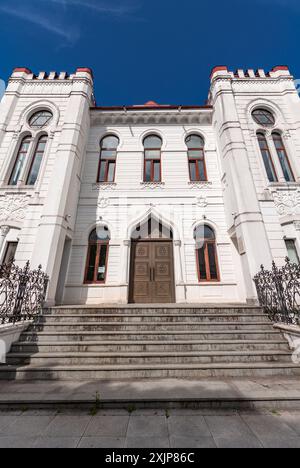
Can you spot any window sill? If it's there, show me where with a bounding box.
[0,185,37,192]
[268,182,300,188]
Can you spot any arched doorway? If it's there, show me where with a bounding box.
[129,216,175,304]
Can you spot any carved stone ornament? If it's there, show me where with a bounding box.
[140,182,165,190]
[0,194,29,222]
[293,221,300,231]
[273,190,300,216]
[196,196,208,208]
[92,183,117,191]
[97,197,110,209]
[188,181,212,190]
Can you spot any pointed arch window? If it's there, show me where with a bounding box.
[26,135,47,185]
[257,132,278,182]
[143,135,162,182]
[98,135,119,183]
[185,135,207,181]
[272,132,295,182]
[84,227,110,283]
[8,136,31,186]
[194,225,219,282]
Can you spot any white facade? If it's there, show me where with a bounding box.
[0,65,300,306]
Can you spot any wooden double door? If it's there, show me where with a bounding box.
[129,240,175,304]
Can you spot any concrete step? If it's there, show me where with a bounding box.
[19,330,283,342]
[11,340,289,353]
[6,350,293,366]
[0,362,299,380]
[46,306,263,316]
[37,314,269,324]
[27,322,274,332]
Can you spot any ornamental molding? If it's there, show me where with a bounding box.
[294,221,300,231]
[232,79,293,87]
[91,112,212,127]
[0,225,10,236]
[92,183,117,191]
[196,196,208,208]
[97,197,110,209]
[273,190,300,216]
[188,181,212,190]
[0,194,30,222]
[140,182,165,190]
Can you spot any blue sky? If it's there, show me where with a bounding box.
[0,0,299,105]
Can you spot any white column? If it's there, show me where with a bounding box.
[0,225,9,255]
[122,240,131,284]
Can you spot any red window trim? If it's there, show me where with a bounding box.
[188,147,207,182]
[97,157,117,183]
[195,240,220,283]
[84,240,109,284]
[143,149,162,182]
[272,132,295,182]
[8,136,31,185]
[257,133,278,182]
[26,135,47,185]
[97,136,119,183]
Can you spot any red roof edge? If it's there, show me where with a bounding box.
[13,67,32,74]
[271,65,290,72]
[76,67,94,79]
[210,66,228,79]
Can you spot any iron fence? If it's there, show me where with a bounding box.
[254,257,300,325]
[0,261,49,324]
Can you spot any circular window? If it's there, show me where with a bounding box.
[29,110,53,129]
[252,108,275,127]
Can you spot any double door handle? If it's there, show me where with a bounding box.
[150,267,156,282]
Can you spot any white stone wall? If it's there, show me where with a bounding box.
[64,118,244,305]
[1,65,299,305]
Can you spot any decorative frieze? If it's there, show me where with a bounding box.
[0,194,30,223]
[188,181,212,190]
[92,183,117,191]
[273,190,300,216]
[140,182,165,190]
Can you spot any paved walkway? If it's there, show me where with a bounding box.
[1,408,300,448]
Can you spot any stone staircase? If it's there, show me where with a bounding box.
[0,305,299,380]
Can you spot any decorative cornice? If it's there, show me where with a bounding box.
[91,111,212,127]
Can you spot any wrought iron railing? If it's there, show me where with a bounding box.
[0,261,49,324]
[254,257,300,325]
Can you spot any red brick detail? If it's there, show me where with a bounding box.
[210,66,228,79]
[271,66,289,72]
[13,67,32,74]
[76,67,93,78]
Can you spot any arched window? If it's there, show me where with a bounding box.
[26,135,47,185]
[272,132,295,182]
[29,110,53,129]
[257,132,278,182]
[194,225,219,282]
[8,136,31,186]
[185,134,206,181]
[252,108,275,127]
[84,227,110,283]
[131,216,173,240]
[98,135,119,183]
[143,135,162,182]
